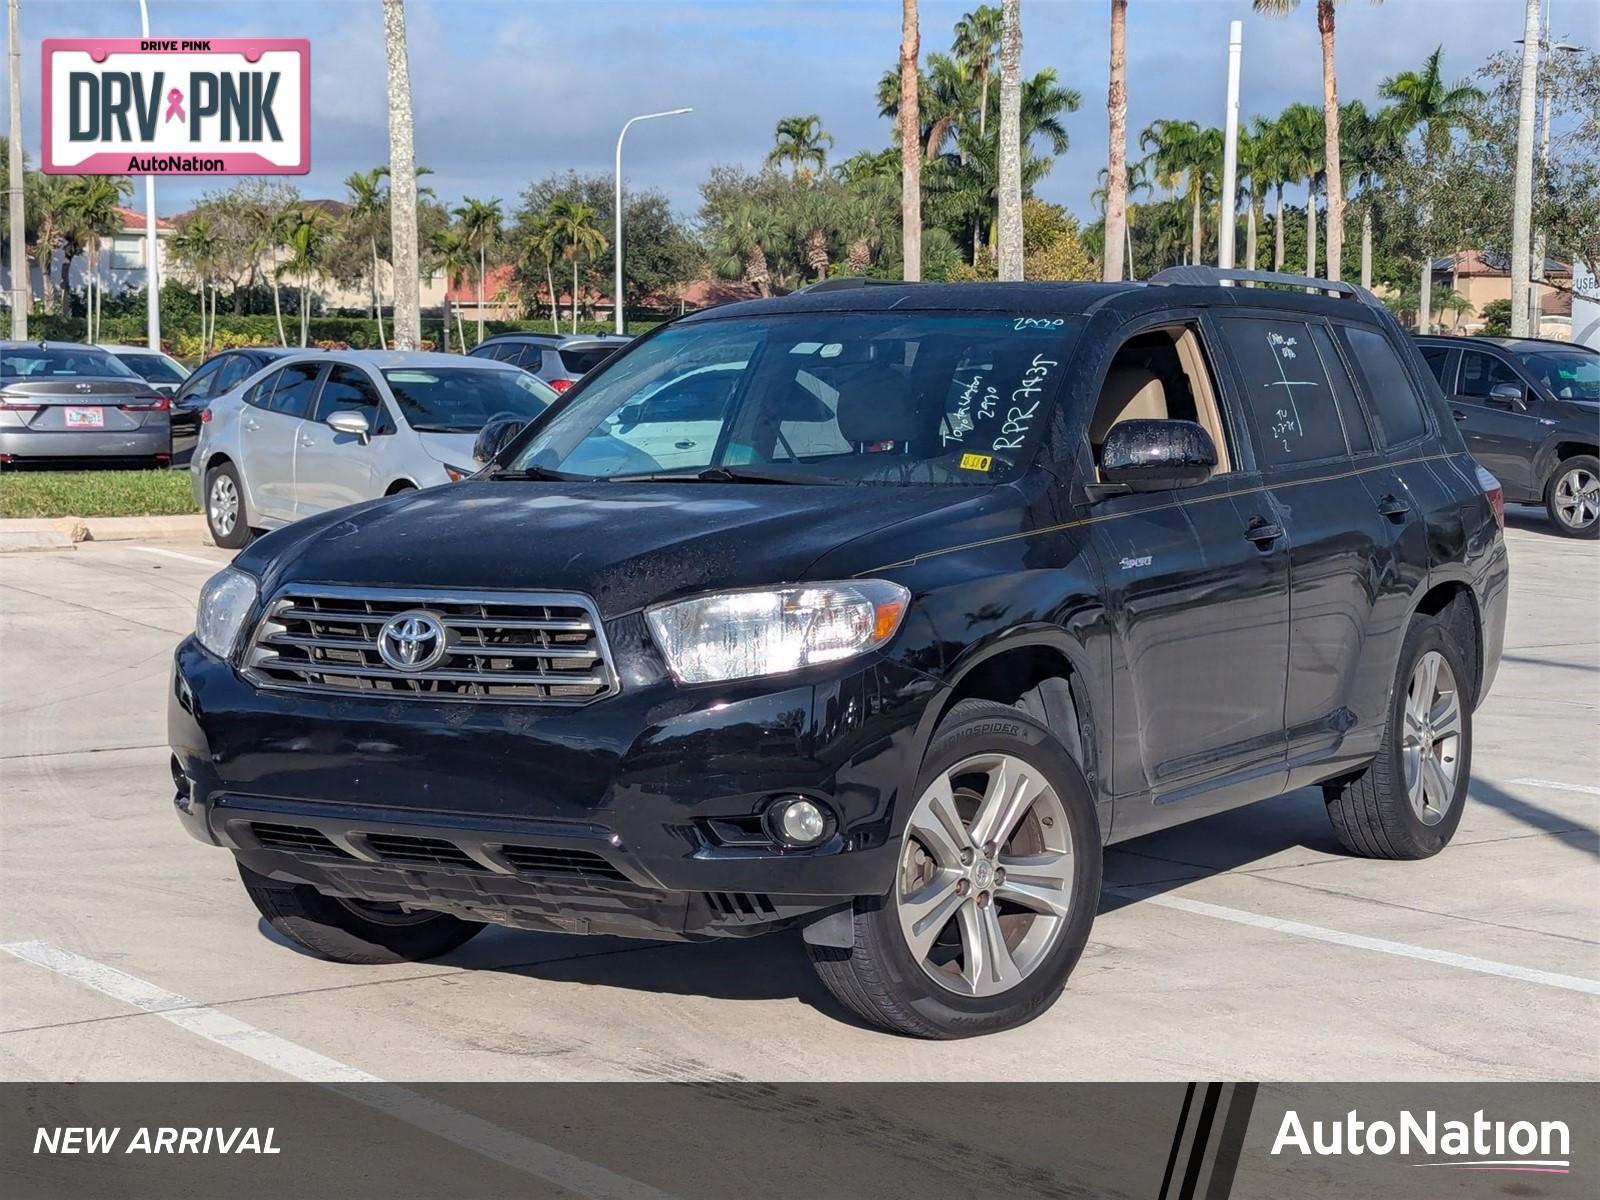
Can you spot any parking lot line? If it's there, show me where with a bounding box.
[2,941,677,1200]
[1509,778,1600,798]
[125,545,224,568]
[1114,891,1600,996]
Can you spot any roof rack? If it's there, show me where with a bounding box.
[1149,266,1380,306]
[797,276,908,294]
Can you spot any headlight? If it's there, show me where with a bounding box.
[443,463,474,482]
[195,568,259,660]
[646,580,910,685]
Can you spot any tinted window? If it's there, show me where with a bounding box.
[178,355,226,400]
[1519,348,1600,403]
[266,362,325,419]
[381,366,556,432]
[1419,346,1453,389]
[1343,327,1429,444]
[558,346,617,375]
[1458,351,1524,402]
[513,344,547,369]
[117,353,186,384]
[314,365,385,422]
[1307,324,1372,454]
[243,366,282,409]
[1,346,137,378]
[213,356,255,395]
[1218,317,1349,465]
[514,313,1082,485]
[467,342,509,361]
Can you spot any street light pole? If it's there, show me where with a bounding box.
[138,0,160,350]
[613,107,690,336]
[1217,20,1243,270]
[7,0,26,339]
[1509,0,1542,338]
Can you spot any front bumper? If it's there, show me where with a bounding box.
[170,635,940,940]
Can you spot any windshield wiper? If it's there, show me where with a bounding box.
[488,463,593,481]
[607,465,844,486]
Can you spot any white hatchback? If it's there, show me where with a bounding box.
[192,350,557,547]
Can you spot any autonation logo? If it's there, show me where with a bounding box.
[1272,1108,1571,1175]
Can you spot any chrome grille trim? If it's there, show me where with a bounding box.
[243,585,619,705]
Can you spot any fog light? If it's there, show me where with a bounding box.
[767,797,830,848]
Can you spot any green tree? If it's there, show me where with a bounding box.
[952,5,1003,138]
[1139,119,1220,266]
[710,200,785,297]
[427,225,473,352]
[544,199,607,333]
[454,196,502,346]
[766,115,834,179]
[343,167,391,347]
[60,175,130,341]
[280,208,328,348]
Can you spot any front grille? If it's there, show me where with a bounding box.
[364,833,481,869]
[705,891,779,922]
[250,822,353,858]
[244,586,618,704]
[498,844,628,883]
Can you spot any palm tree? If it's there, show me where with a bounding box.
[28,172,69,317]
[381,0,421,349]
[61,176,129,342]
[1338,99,1392,289]
[952,5,1004,138]
[544,199,606,334]
[711,202,784,297]
[259,202,298,346]
[1139,119,1218,266]
[766,115,833,179]
[1103,0,1129,282]
[1276,101,1324,276]
[1380,47,1482,331]
[344,167,390,348]
[838,177,899,273]
[170,215,223,355]
[280,209,327,348]
[455,196,502,347]
[1092,159,1149,279]
[996,0,1023,280]
[525,212,563,333]
[428,226,473,353]
[900,0,922,281]
[786,184,840,282]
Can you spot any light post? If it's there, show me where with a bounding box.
[613,108,690,335]
[138,0,160,350]
[1519,3,1583,334]
[1217,20,1243,270]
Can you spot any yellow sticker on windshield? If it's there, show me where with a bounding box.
[959,452,993,472]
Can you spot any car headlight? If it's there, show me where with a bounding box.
[645,580,910,685]
[195,567,259,660]
[443,463,474,482]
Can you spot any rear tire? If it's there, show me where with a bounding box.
[204,462,252,549]
[237,862,483,964]
[1544,454,1599,539]
[1323,615,1471,859]
[808,699,1101,1038]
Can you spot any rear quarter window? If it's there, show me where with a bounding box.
[1341,326,1430,445]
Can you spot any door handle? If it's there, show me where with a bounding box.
[299,437,316,448]
[1452,409,1468,422]
[674,440,696,450]
[243,418,260,431]
[1377,494,1411,522]
[1243,519,1284,548]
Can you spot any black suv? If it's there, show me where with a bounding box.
[171,269,1508,1039]
[1415,335,1599,538]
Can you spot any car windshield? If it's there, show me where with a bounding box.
[116,353,187,384]
[1518,349,1600,403]
[381,367,557,432]
[509,312,1082,485]
[2,346,139,379]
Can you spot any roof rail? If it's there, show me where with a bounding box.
[798,276,907,294]
[1149,266,1379,304]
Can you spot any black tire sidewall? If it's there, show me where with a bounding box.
[857,702,1102,1037]
[1545,455,1600,539]
[1382,620,1472,855]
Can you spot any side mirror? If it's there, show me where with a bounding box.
[1488,382,1527,410]
[616,404,644,431]
[325,408,371,443]
[1099,419,1217,492]
[472,416,527,467]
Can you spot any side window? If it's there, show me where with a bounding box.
[1217,317,1349,466]
[179,356,225,400]
[1458,352,1523,403]
[314,365,384,422]
[514,345,547,370]
[213,356,254,395]
[266,362,325,419]
[1342,326,1430,445]
[1420,346,1454,390]
[244,366,284,409]
[465,343,499,360]
[1306,324,1372,454]
[1087,323,1234,476]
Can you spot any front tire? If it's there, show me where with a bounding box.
[204,462,252,549]
[808,699,1101,1039]
[237,863,483,964]
[1545,454,1600,539]
[1324,615,1471,859]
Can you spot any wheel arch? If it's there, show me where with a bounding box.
[384,478,419,495]
[1409,577,1483,707]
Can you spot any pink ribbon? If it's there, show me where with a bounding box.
[164,88,185,123]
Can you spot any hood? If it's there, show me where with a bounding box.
[243,480,1000,617]
[415,431,478,467]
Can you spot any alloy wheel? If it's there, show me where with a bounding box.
[209,475,239,537]
[1402,650,1463,826]
[1553,467,1599,530]
[898,752,1075,997]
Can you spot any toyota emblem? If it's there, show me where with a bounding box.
[376,610,448,672]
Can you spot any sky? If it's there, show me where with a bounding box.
[2,0,1561,226]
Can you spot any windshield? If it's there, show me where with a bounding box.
[381,367,557,432]
[509,313,1081,485]
[2,346,139,379]
[1519,349,1600,403]
[116,353,188,384]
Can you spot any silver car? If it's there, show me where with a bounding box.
[192,350,558,547]
[1,341,173,466]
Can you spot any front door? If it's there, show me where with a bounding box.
[294,364,382,514]
[1449,349,1545,500]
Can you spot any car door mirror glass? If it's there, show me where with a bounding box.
[616,404,644,431]
[326,409,371,442]
[1488,382,1527,410]
[1099,419,1217,492]
[473,416,527,466]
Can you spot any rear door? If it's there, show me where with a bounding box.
[294,364,384,513]
[246,361,326,520]
[1449,349,1545,499]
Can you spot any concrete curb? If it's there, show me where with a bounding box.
[0,513,208,552]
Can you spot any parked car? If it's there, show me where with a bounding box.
[172,269,1508,1039]
[169,347,300,437]
[103,344,191,397]
[0,340,172,467]
[191,350,559,548]
[468,332,631,392]
[1415,335,1599,537]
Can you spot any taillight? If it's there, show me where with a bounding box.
[200,408,212,424]
[0,395,42,413]
[1476,464,1505,530]
[120,394,170,412]
[547,378,575,393]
